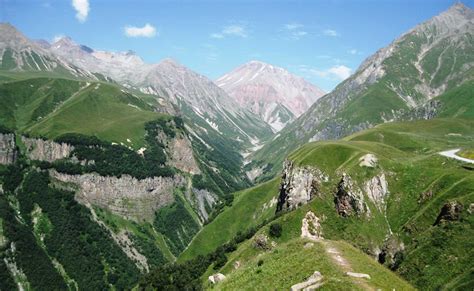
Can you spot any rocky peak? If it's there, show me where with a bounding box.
[0,22,38,50]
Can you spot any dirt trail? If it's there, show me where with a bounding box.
[321,240,375,291]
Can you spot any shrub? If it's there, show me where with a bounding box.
[269,223,282,238]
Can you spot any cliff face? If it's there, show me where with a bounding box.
[50,170,183,222]
[167,134,201,175]
[276,160,328,212]
[334,173,371,217]
[0,133,17,165]
[22,137,74,162]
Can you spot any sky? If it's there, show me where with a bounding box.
[1,0,472,92]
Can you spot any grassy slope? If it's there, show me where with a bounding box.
[179,178,280,261]
[0,77,165,148]
[184,118,474,289]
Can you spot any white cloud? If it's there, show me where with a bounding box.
[283,23,307,40]
[285,23,303,30]
[348,49,358,55]
[300,65,352,81]
[210,25,248,39]
[328,65,352,79]
[124,24,157,38]
[323,29,339,37]
[71,0,89,23]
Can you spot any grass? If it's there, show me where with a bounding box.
[179,178,280,261]
[187,118,474,289]
[212,238,413,291]
[457,149,474,160]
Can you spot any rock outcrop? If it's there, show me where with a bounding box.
[191,188,217,222]
[359,153,378,168]
[301,211,323,241]
[377,236,405,269]
[50,170,183,222]
[208,273,226,284]
[168,135,200,175]
[364,173,389,212]
[0,133,17,165]
[277,160,327,212]
[22,137,74,162]
[334,173,370,217]
[434,201,463,225]
[290,271,324,291]
[346,272,371,279]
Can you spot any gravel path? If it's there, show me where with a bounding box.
[439,149,474,164]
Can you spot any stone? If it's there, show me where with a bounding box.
[208,273,226,284]
[50,170,183,222]
[290,271,324,291]
[277,160,327,212]
[253,234,271,250]
[304,242,314,249]
[434,201,463,225]
[301,211,322,241]
[346,272,371,279]
[334,173,370,217]
[469,203,474,214]
[21,137,74,162]
[364,173,389,212]
[359,153,378,167]
[0,133,17,165]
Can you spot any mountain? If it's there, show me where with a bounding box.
[0,23,97,80]
[170,118,474,290]
[216,60,325,132]
[249,3,474,181]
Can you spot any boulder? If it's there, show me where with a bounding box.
[301,211,322,241]
[208,273,226,284]
[346,272,371,279]
[434,201,463,225]
[359,153,378,167]
[290,271,324,291]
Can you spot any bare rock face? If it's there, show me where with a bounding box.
[301,211,323,241]
[191,188,217,222]
[168,135,201,175]
[22,137,74,162]
[364,173,389,212]
[290,271,324,291]
[434,201,463,225]
[208,273,226,284]
[0,133,17,165]
[277,160,327,212]
[334,173,370,217]
[50,170,184,222]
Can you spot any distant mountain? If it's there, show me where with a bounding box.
[0,23,97,79]
[249,3,474,181]
[217,61,325,132]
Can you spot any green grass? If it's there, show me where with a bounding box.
[457,149,474,160]
[179,178,280,261]
[212,238,413,291]
[24,81,163,148]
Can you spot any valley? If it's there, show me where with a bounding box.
[0,2,473,290]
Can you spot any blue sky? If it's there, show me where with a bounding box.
[1,0,472,91]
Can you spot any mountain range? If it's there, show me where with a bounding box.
[0,2,473,290]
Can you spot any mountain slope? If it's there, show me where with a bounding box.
[0,23,98,80]
[176,118,474,290]
[216,61,325,132]
[249,3,474,181]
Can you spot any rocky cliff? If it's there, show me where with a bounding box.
[50,170,183,222]
[22,137,74,162]
[0,133,17,165]
[334,173,371,217]
[276,160,327,212]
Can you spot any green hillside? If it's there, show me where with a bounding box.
[177,118,474,290]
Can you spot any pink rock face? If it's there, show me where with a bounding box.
[216,61,325,131]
